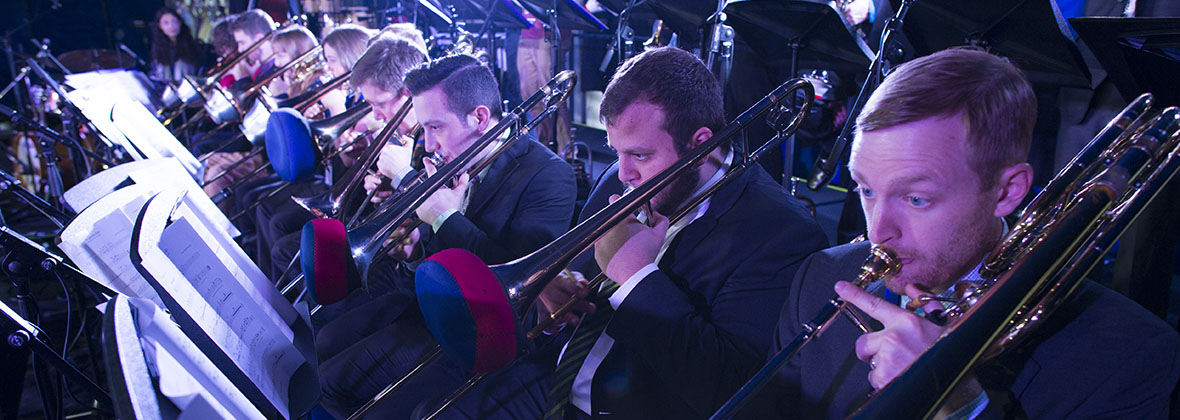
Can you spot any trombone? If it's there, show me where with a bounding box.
[302,70,579,299]
[710,93,1180,420]
[370,78,814,420]
[164,22,294,130]
[209,101,375,220]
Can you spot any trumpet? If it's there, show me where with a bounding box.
[165,22,294,121]
[396,78,815,420]
[710,93,1180,420]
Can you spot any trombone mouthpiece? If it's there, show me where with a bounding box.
[416,249,517,373]
[858,245,901,288]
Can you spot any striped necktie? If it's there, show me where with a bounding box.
[543,279,621,420]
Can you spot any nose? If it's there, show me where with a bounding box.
[424,132,440,154]
[617,158,640,187]
[865,200,900,245]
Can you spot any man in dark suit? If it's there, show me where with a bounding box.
[421,46,828,419]
[314,53,578,418]
[744,47,1180,419]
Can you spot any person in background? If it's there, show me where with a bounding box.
[150,7,204,84]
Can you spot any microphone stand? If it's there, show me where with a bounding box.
[0,169,71,229]
[806,0,913,191]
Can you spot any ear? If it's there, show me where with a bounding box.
[471,105,492,131]
[992,162,1033,218]
[688,126,713,167]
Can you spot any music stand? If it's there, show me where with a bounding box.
[726,0,875,75]
[887,0,1092,87]
[448,0,532,29]
[517,0,609,32]
[1069,17,1180,106]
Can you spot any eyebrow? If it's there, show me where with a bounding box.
[888,173,940,190]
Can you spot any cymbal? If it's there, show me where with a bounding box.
[56,49,136,73]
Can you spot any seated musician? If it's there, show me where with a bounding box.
[257,35,424,280]
[423,46,828,419]
[313,53,578,418]
[229,9,278,89]
[748,47,1180,419]
[202,25,321,212]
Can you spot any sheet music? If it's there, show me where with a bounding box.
[145,206,300,418]
[59,184,163,306]
[110,100,201,180]
[64,89,144,159]
[133,298,265,420]
[127,158,240,239]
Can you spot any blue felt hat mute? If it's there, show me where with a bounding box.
[266,108,316,182]
[300,218,361,305]
[416,249,518,373]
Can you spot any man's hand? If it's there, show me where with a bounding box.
[363,173,394,203]
[593,195,669,285]
[376,140,413,180]
[384,219,422,261]
[415,159,466,226]
[335,123,370,167]
[536,271,595,334]
[834,281,945,389]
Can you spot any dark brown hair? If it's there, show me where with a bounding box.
[599,47,725,154]
[150,8,202,66]
[404,53,503,118]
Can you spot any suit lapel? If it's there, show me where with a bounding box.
[464,138,526,217]
[663,167,753,265]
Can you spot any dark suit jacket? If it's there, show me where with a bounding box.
[575,162,828,418]
[416,137,577,265]
[749,241,1180,419]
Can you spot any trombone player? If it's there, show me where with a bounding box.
[424,46,828,419]
[748,47,1180,419]
[315,53,578,418]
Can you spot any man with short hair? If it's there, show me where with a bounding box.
[263,37,426,283]
[426,46,828,419]
[229,9,276,79]
[315,53,578,418]
[749,47,1180,419]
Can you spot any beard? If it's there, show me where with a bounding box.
[651,166,702,218]
[883,211,1002,296]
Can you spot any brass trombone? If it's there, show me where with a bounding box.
[209,101,376,220]
[164,22,294,129]
[314,70,578,292]
[384,78,815,420]
[710,93,1180,420]
[204,44,326,125]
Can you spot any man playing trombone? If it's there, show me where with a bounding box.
[315,53,578,418]
[422,46,828,419]
[747,47,1180,419]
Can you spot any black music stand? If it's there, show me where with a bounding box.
[448,0,531,29]
[518,0,609,32]
[1070,17,1180,106]
[888,0,1092,87]
[726,0,875,75]
[1,226,115,418]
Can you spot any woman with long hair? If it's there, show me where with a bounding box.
[150,7,204,83]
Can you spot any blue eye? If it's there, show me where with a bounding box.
[907,196,929,207]
[856,187,874,198]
